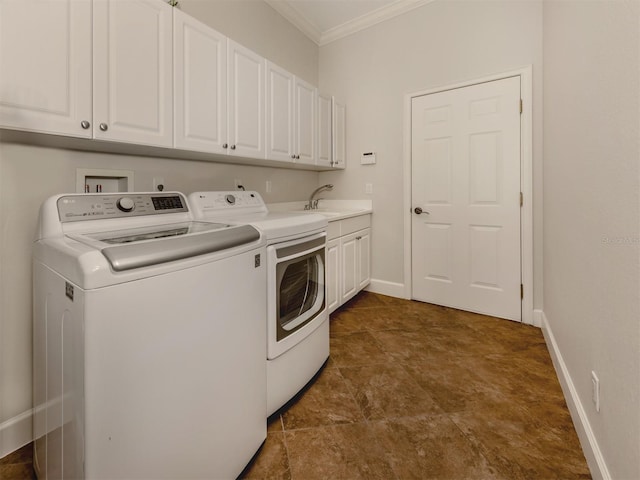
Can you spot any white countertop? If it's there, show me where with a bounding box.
[267,199,372,221]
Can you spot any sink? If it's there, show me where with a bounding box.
[295,210,343,218]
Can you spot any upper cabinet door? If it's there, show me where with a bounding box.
[332,97,346,169]
[93,0,173,147]
[294,77,317,165]
[174,9,227,153]
[266,62,294,162]
[227,40,265,158]
[317,93,333,168]
[0,0,92,137]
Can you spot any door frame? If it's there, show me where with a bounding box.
[402,66,534,325]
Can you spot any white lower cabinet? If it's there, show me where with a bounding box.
[326,238,340,313]
[326,214,371,313]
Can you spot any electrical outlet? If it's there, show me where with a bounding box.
[153,177,165,192]
[365,183,373,195]
[266,180,272,193]
[591,371,600,412]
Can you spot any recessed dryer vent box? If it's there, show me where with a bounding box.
[361,152,376,165]
[76,168,134,194]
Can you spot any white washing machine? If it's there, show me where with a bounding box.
[33,192,267,479]
[188,191,330,415]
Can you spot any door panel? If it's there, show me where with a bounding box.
[93,0,173,147]
[0,0,92,137]
[227,40,265,157]
[411,76,521,321]
[174,9,227,153]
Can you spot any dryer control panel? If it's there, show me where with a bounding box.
[57,193,188,222]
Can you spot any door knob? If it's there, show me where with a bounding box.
[414,207,429,215]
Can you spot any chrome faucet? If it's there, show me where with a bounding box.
[305,184,333,210]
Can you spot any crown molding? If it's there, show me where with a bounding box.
[265,0,322,44]
[267,0,436,47]
[320,0,436,45]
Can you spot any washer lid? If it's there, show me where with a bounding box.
[69,222,261,271]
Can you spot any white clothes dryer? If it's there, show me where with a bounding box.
[188,191,330,415]
[33,192,267,479]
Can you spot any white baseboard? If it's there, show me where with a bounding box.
[365,279,407,299]
[541,311,610,480]
[532,308,543,328]
[0,409,33,459]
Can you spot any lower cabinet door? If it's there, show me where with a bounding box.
[326,238,340,313]
[340,232,358,304]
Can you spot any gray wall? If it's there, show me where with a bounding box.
[543,1,640,478]
[318,0,544,308]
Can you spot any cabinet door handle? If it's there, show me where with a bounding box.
[222,143,228,149]
[99,123,108,132]
[230,145,236,150]
[295,154,300,159]
[356,236,361,240]
[80,120,90,129]
[291,154,296,159]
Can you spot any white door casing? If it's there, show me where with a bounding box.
[411,76,522,321]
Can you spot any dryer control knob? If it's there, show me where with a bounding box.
[117,197,135,212]
[225,194,236,205]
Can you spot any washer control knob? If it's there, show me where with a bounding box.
[225,194,236,205]
[117,197,135,212]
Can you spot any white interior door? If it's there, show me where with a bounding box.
[411,76,522,321]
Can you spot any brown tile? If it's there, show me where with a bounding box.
[329,331,393,367]
[0,463,36,480]
[340,363,443,420]
[371,414,505,479]
[329,308,369,336]
[267,414,283,433]
[450,405,590,479]
[285,423,396,480]
[402,359,514,414]
[240,432,291,480]
[0,443,32,466]
[281,367,363,430]
[340,291,389,309]
[371,329,441,363]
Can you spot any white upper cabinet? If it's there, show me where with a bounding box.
[0,1,342,170]
[173,9,227,153]
[332,97,346,169]
[227,40,265,158]
[266,62,294,162]
[294,77,317,165]
[93,0,173,147]
[0,0,92,137]
[265,65,318,165]
[317,93,333,168]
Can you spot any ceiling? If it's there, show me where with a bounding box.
[265,0,434,46]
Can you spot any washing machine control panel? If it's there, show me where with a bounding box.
[193,191,265,214]
[57,193,188,222]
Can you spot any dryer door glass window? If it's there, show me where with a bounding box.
[275,248,325,340]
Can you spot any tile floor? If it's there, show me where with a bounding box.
[1,292,591,479]
[242,292,591,480]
